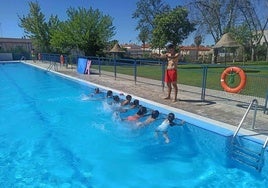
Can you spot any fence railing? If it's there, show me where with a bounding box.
[38,53,268,110]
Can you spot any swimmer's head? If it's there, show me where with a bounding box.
[132,99,139,106]
[107,90,113,97]
[167,113,175,122]
[126,95,132,101]
[137,106,147,116]
[95,88,100,93]
[113,95,120,102]
[151,110,159,119]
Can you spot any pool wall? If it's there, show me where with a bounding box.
[23,61,268,175]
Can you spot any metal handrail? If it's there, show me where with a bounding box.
[47,63,53,71]
[231,99,258,144]
[264,90,268,114]
[47,61,58,71]
[231,99,268,172]
[258,137,268,171]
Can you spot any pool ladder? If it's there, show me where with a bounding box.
[47,61,58,71]
[231,99,268,172]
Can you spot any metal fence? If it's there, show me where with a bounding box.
[39,53,268,112]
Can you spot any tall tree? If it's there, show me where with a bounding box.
[229,23,252,61]
[18,1,54,52]
[194,35,202,47]
[133,0,170,44]
[237,0,268,61]
[188,0,241,43]
[50,7,115,56]
[188,0,268,61]
[194,35,202,60]
[151,6,196,49]
[138,27,150,54]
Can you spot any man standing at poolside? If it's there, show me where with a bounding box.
[161,44,179,102]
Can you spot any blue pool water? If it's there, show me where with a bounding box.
[0,62,267,187]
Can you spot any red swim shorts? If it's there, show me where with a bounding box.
[165,69,177,83]
[127,115,139,121]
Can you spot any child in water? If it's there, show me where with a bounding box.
[82,87,103,100]
[89,87,103,97]
[126,106,147,121]
[111,95,134,113]
[136,110,159,126]
[105,90,114,105]
[121,95,132,106]
[129,99,140,109]
[94,87,100,94]
[106,90,113,98]
[155,113,177,143]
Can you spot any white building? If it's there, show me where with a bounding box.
[259,30,268,45]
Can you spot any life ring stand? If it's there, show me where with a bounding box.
[220,66,246,93]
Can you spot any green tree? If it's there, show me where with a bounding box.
[50,7,115,56]
[138,27,150,55]
[194,35,202,47]
[189,0,241,43]
[47,15,61,53]
[237,0,268,61]
[229,24,252,60]
[133,0,170,44]
[194,35,202,60]
[189,0,268,62]
[18,1,55,52]
[151,6,196,49]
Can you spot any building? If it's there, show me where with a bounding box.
[180,45,211,56]
[0,37,32,52]
[120,43,213,63]
[180,45,212,63]
[259,30,268,45]
[0,37,33,60]
[121,43,166,58]
[121,43,147,58]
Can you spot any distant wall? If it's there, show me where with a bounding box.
[0,53,13,61]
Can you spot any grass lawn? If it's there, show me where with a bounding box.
[92,61,268,98]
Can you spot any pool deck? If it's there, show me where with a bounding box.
[24,60,268,139]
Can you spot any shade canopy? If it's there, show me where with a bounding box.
[213,33,241,49]
[109,43,125,53]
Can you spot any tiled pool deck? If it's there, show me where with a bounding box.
[24,60,268,140]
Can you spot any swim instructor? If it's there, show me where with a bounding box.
[161,44,179,102]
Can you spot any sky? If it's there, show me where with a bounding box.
[0,0,212,45]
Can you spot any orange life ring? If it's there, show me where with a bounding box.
[60,55,64,64]
[220,66,246,93]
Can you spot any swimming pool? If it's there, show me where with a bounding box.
[0,62,267,187]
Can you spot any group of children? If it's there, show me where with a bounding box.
[91,88,184,143]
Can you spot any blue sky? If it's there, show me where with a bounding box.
[0,0,212,45]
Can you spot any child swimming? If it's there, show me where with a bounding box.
[126,106,147,121]
[121,94,132,106]
[136,110,159,126]
[155,113,176,143]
